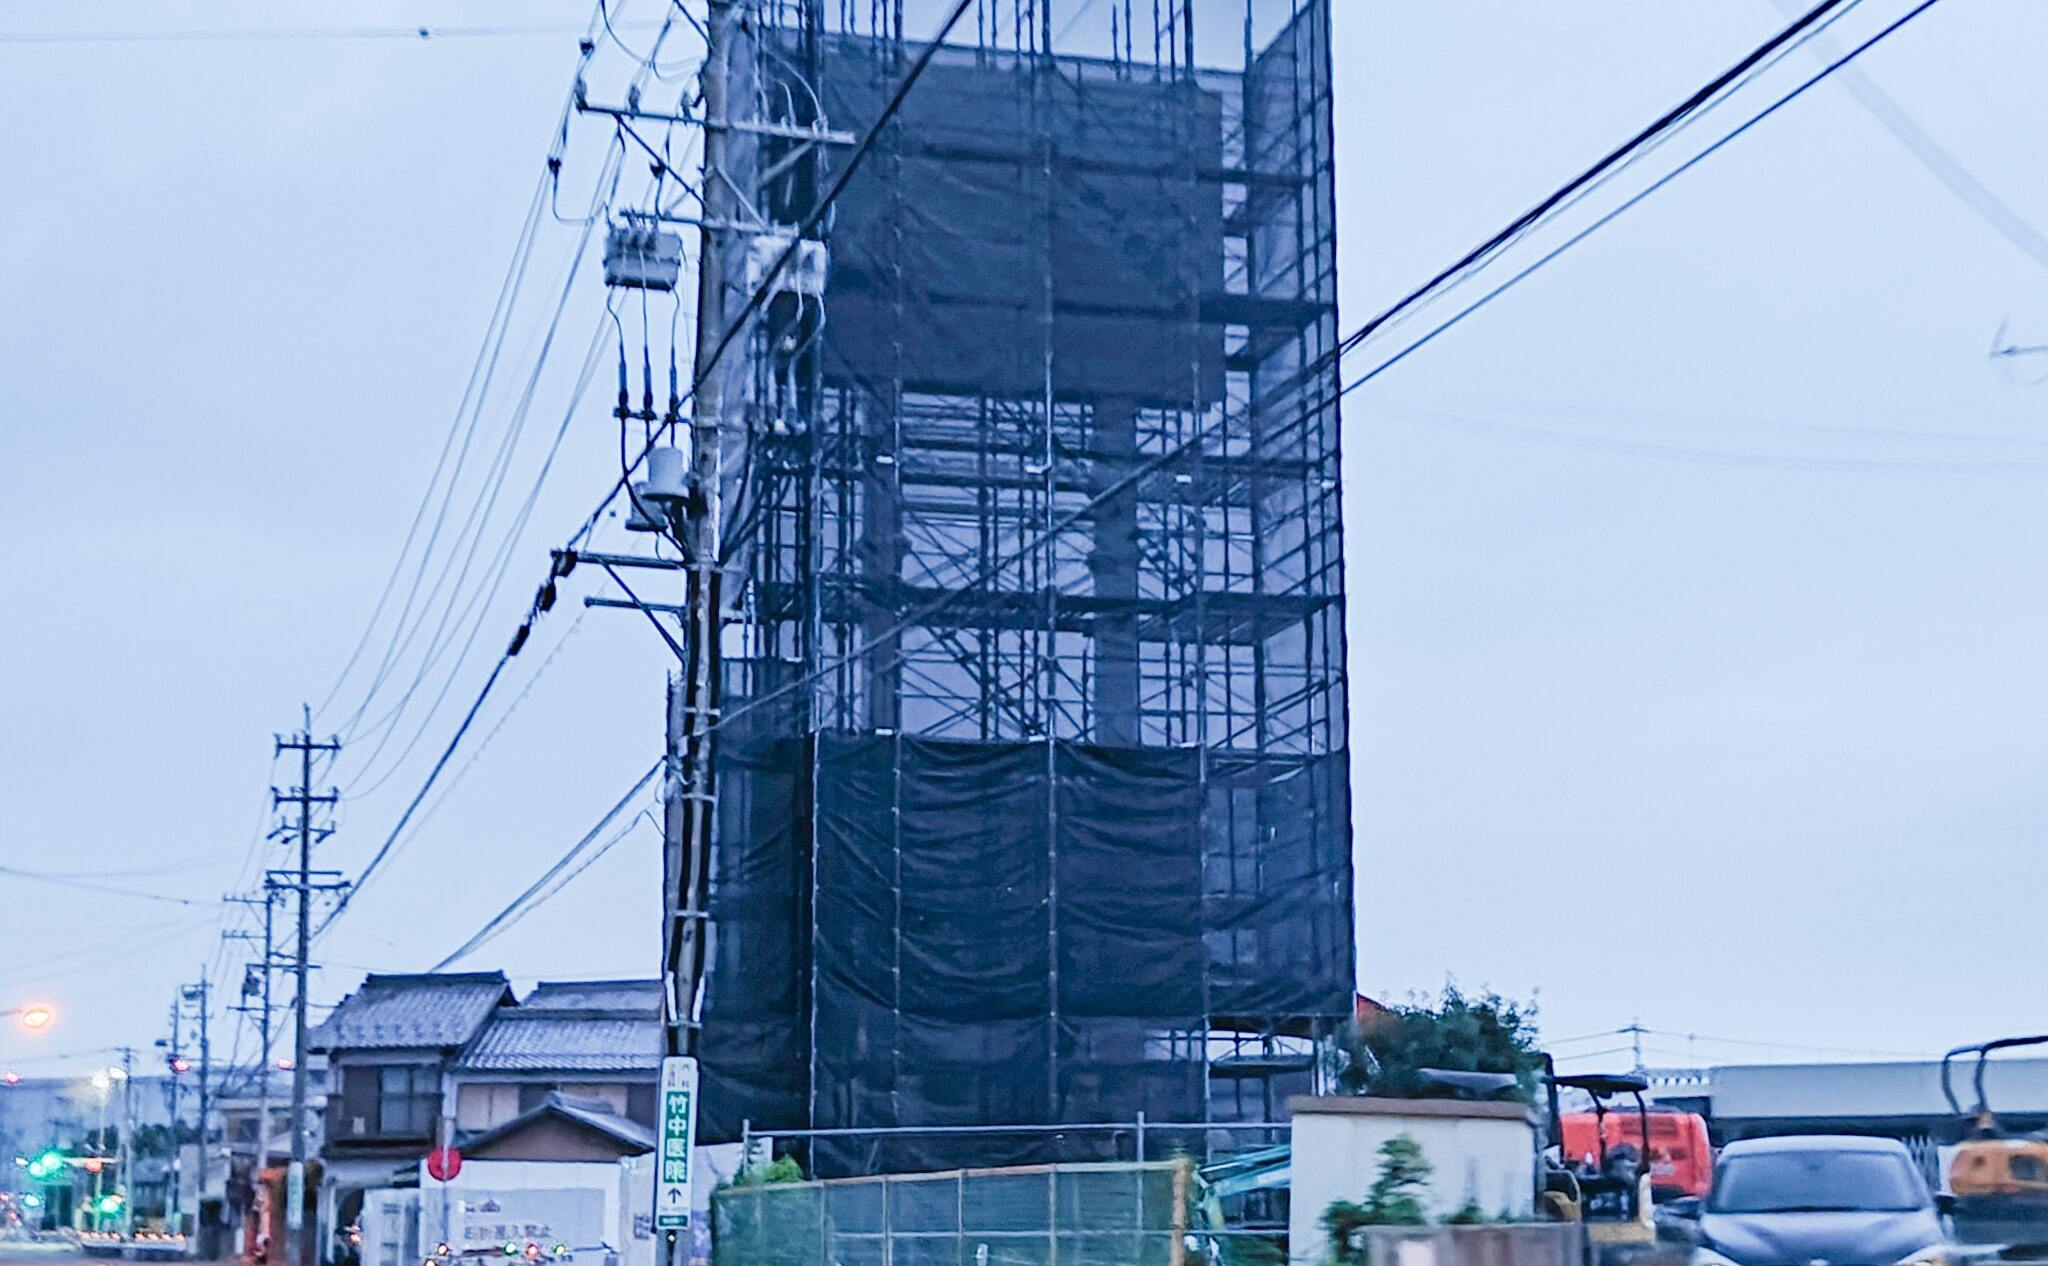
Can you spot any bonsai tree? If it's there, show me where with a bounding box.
[1362,1135,1433,1225]
[1321,1135,1436,1264]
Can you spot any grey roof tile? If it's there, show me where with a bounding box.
[454,1008,663,1073]
[310,973,512,1052]
[520,980,662,1013]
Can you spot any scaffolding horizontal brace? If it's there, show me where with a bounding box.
[766,581,1335,643]
[577,100,855,145]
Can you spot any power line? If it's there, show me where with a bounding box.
[569,0,982,547]
[0,865,218,907]
[316,172,555,726]
[695,0,1960,769]
[431,762,663,970]
[1341,0,1861,363]
[0,20,663,45]
[334,147,620,759]
[321,0,980,938]
[1342,0,1953,394]
[325,0,1941,946]
[1764,0,2048,270]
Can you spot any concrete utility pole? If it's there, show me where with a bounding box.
[665,0,735,1065]
[273,710,339,1266]
[162,997,184,1235]
[117,1046,135,1238]
[228,886,280,1231]
[184,973,212,1242]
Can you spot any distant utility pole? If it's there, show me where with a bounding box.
[160,997,184,1234]
[273,709,339,1266]
[227,886,281,1226]
[1626,1018,1647,1076]
[181,973,212,1240]
[116,1046,135,1238]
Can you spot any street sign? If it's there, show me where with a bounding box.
[653,1056,698,1232]
[286,1161,305,1230]
[427,1147,463,1183]
[742,1134,773,1176]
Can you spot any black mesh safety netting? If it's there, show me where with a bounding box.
[700,731,1351,1174]
[692,0,1353,1178]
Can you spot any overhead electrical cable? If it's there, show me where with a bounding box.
[317,173,553,724]
[316,323,612,928]
[1341,0,1951,394]
[0,865,218,907]
[333,155,611,749]
[569,0,982,547]
[1765,0,2048,269]
[0,20,664,44]
[321,0,982,936]
[430,762,663,969]
[342,309,616,797]
[1339,0,1861,363]
[691,0,1959,752]
[334,137,627,785]
[333,0,1942,946]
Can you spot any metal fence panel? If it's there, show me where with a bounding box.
[713,1162,1191,1266]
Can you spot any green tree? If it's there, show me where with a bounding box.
[1330,986,1541,1101]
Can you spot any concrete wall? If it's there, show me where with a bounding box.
[1289,1097,1539,1266]
[406,1158,656,1266]
[1356,1225,1585,1266]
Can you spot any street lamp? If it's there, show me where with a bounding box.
[13,1003,55,1032]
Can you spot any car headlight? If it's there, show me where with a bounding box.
[1896,1250,1949,1266]
[1693,1250,1744,1266]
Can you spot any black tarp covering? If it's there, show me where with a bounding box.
[700,731,1352,1174]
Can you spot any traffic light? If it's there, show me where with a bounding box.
[166,1055,192,1075]
[96,1194,125,1216]
[26,1150,63,1180]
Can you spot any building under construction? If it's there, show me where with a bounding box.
[694,0,1352,1174]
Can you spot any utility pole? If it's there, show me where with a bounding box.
[273,710,339,1266]
[228,885,280,1239]
[116,1046,135,1238]
[657,8,735,1266]
[1626,1018,1647,1076]
[182,973,212,1246]
[665,0,733,1062]
[161,997,184,1235]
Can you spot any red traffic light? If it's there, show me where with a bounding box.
[168,1056,192,1074]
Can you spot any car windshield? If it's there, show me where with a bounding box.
[1709,1150,1928,1214]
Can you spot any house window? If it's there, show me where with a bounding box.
[377,1067,438,1136]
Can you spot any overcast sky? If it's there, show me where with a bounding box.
[4,0,2047,1082]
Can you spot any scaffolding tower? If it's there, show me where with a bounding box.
[691,0,1353,1176]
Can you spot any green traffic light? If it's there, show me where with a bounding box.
[97,1194,125,1215]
